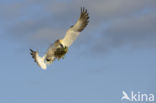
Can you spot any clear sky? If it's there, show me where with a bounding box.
[0,0,156,103]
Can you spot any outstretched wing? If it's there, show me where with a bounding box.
[30,49,47,70]
[62,7,89,47]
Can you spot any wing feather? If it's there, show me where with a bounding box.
[30,7,90,69]
[30,49,47,69]
[62,7,89,47]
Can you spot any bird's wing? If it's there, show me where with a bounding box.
[30,49,47,70]
[62,7,89,47]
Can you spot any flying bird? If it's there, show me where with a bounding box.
[30,7,89,70]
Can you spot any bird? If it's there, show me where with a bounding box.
[121,91,131,101]
[30,7,89,70]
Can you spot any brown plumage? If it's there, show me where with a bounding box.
[30,7,90,69]
[30,49,37,62]
[77,7,89,32]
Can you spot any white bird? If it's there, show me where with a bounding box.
[30,7,89,70]
[121,91,131,101]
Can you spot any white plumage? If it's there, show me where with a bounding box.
[30,7,89,70]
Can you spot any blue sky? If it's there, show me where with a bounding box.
[0,0,156,103]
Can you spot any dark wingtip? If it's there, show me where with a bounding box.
[78,7,89,32]
[30,49,36,56]
[30,49,33,52]
[81,7,86,13]
[29,49,37,62]
[30,49,33,55]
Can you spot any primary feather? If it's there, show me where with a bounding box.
[30,7,89,69]
[62,7,89,47]
[30,49,47,69]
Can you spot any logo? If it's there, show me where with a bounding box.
[121,91,155,102]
